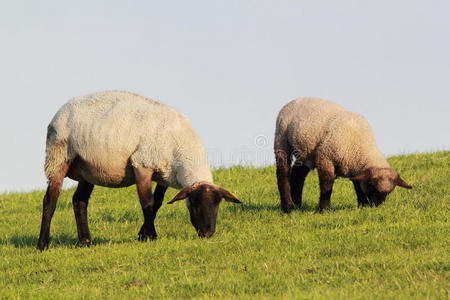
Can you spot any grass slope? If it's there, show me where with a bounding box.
[0,151,448,299]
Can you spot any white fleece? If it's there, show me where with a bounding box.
[45,90,213,189]
[274,97,390,177]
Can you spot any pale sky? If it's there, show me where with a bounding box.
[1,1,449,192]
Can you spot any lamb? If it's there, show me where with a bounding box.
[37,90,241,250]
[274,97,412,213]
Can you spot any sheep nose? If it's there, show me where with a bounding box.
[205,231,215,238]
[198,230,215,238]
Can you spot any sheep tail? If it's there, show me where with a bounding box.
[44,125,70,182]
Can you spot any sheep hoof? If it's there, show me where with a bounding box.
[318,206,331,213]
[37,239,49,251]
[78,238,91,247]
[281,202,295,213]
[138,227,157,242]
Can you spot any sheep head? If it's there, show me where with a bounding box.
[352,167,412,206]
[167,183,241,238]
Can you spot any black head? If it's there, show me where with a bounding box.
[167,183,241,238]
[352,167,412,206]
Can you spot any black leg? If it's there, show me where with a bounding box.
[352,180,369,207]
[136,182,155,241]
[317,159,335,212]
[318,178,334,212]
[137,184,166,241]
[73,181,94,246]
[275,150,294,213]
[153,184,168,213]
[290,164,310,207]
[133,166,168,241]
[37,163,69,251]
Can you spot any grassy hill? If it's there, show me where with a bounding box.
[0,151,448,299]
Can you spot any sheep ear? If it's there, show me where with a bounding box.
[217,187,242,204]
[167,186,194,204]
[397,176,412,189]
[351,170,371,182]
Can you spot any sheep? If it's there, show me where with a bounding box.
[274,97,412,213]
[37,90,241,250]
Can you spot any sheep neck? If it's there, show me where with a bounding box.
[174,155,214,188]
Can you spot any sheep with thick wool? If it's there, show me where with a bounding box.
[274,97,411,213]
[38,90,241,250]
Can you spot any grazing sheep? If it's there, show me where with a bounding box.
[38,90,241,250]
[274,97,412,213]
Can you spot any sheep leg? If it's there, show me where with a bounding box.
[134,166,159,241]
[37,163,69,250]
[153,183,168,218]
[290,164,310,207]
[318,176,334,212]
[72,181,94,247]
[317,160,335,212]
[352,180,369,207]
[136,184,167,241]
[275,150,295,213]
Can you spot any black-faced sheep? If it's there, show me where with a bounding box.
[274,97,412,213]
[38,90,241,250]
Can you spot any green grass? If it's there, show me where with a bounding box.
[0,151,449,299]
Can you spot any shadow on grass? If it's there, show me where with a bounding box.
[226,200,356,214]
[0,233,117,249]
[226,201,317,213]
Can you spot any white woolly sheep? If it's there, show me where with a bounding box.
[274,97,412,213]
[38,90,241,250]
